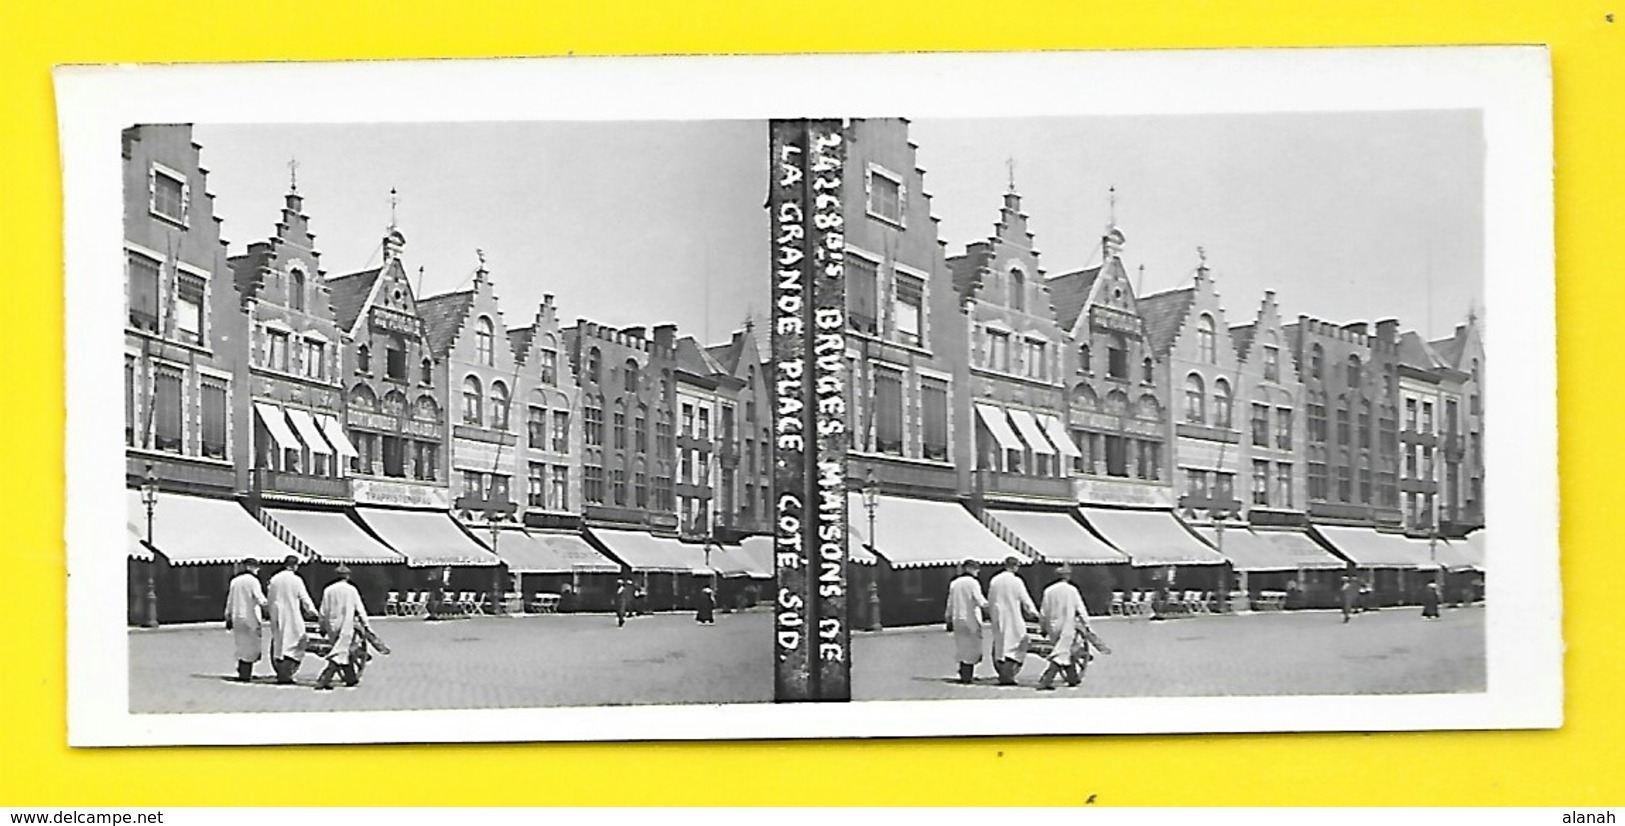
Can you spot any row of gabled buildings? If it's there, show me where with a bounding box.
[123,124,774,625]
[122,118,1487,630]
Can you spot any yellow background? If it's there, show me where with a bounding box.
[1,0,1618,806]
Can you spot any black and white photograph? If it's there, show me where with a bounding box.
[61,48,1559,745]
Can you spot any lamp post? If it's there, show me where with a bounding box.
[139,463,159,627]
[861,468,882,631]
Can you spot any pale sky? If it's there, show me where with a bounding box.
[195,111,1482,350]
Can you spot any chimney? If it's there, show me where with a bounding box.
[1374,318,1400,345]
[653,324,678,352]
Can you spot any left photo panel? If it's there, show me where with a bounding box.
[118,121,780,713]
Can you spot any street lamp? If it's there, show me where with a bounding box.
[139,463,159,628]
[860,468,881,631]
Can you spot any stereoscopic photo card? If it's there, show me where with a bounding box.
[58,47,1558,747]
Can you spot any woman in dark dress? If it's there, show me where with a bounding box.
[695,585,716,624]
[1420,581,1442,620]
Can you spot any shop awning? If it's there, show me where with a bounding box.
[1312,526,1439,569]
[1008,410,1056,455]
[847,492,1026,569]
[707,544,772,578]
[254,402,301,451]
[260,507,403,565]
[1078,507,1228,567]
[354,507,502,568]
[1192,526,1346,572]
[531,532,621,573]
[841,501,881,566]
[127,489,294,566]
[286,409,333,455]
[1448,531,1486,571]
[1040,414,1083,458]
[318,414,359,458]
[983,508,1127,565]
[1406,536,1472,571]
[974,403,1024,451]
[673,542,720,575]
[127,524,153,562]
[739,535,778,577]
[588,529,691,573]
[487,528,572,574]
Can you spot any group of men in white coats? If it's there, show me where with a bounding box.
[224,554,385,690]
[944,556,1108,690]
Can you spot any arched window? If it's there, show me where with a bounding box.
[1346,355,1363,388]
[1185,373,1206,423]
[625,359,640,393]
[349,384,377,412]
[475,316,495,366]
[1197,314,1216,363]
[1009,268,1026,312]
[462,375,483,425]
[288,267,306,312]
[1310,344,1324,379]
[1213,377,1233,429]
[1137,394,1163,422]
[420,358,433,385]
[1142,356,1154,384]
[539,335,559,386]
[1072,383,1099,412]
[414,396,440,423]
[357,344,371,374]
[635,403,649,454]
[489,380,510,430]
[587,347,602,385]
[1078,344,1091,374]
[382,390,407,417]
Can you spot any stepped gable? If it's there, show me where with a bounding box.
[508,326,535,366]
[416,289,474,359]
[326,268,381,332]
[1137,285,1197,357]
[1047,266,1102,332]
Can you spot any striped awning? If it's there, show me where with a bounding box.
[260,507,403,565]
[127,489,294,566]
[982,508,1127,565]
[739,535,778,577]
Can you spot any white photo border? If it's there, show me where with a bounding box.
[60,47,1559,747]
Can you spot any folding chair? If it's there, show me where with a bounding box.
[383,591,401,616]
[1108,591,1126,617]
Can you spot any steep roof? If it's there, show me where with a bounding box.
[705,337,743,375]
[508,325,537,366]
[1229,323,1258,362]
[416,290,474,359]
[326,268,380,332]
[675,336,728,378]
[1137,286,1196,356]
[1398,330,1447,372]
[1429,333,1465,368]
[1046,266,1102,332]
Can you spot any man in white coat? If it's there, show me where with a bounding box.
[986,556,1038,686]
[223,558,267,683]
[315,564,373,690]
[1037,565,1107,690]
[944,560,988,684]
[267,554,317,685]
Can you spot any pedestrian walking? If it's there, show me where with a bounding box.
[1339,575,1359,624]
[1420,580,1442,620]
[987,556,1038,686]
[1037,565,1106,690]
[266,555,318,684]
[223,558,267,683]
[314,565,376,691]
[943,560,988,684]
[695,584,716,625]
[615,578,633,627]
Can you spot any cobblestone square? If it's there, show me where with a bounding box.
[128,605,1483,714]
